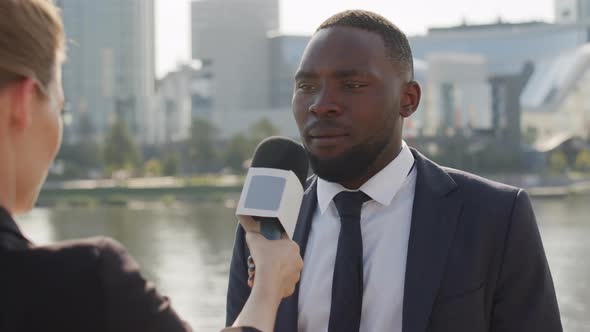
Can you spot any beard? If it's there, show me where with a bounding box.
[307,135,390,184]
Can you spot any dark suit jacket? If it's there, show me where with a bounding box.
[0,207,192,332]
[226,149,563,332]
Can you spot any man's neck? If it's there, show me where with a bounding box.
[338,140,403,190]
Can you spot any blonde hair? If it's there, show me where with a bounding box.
[0,0,65,95]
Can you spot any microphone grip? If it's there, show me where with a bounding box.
[258,217,283,240]
[244,218,283,273]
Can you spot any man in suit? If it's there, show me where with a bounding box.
[227,9,562,332]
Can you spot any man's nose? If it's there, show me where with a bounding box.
[308,87,342,118]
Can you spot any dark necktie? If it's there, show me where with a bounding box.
[328,190,371,332]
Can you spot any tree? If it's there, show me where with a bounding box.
[575,149,590,172]
[51,112,102,179]
[248,117,280,146]
[524,126,539,145]
[103,117,141,176]
[219,118,282,174]
[549,151,568,174]
[187,118,219,172]
[53,143,102,179]
[162,153,180,176]
[224,133,251,173]
[144,159,163,177]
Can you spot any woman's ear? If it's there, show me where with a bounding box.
[400,81,421,118]
[8,78,37,132]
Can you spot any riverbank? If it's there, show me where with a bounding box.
[488,173,590,199]
[39,174,590,207]
[38,176,242,207]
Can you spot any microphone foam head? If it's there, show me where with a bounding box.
[251,136,309,186]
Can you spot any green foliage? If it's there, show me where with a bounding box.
[162,153,180,176]
[103,117,141,176]
[50,112,102,180]
[53,142,102,179]
[523,126,539,145]
[248,117,280,146]
[188,118,219,172]
[419,137,524,174]
[549,151,568,174]
[224,133,251,172]
[221,118,281,173]
[574,149,590,172]
[471,145,523,173]
[144,159,163,177]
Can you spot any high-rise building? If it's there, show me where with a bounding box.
[56,0,155,144]
[152,62,213,145]
[191,0,279,115]
[268,34,310,108]
[555,0,590,24]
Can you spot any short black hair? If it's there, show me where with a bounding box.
[316,10,414,80]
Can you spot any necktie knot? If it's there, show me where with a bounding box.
[333,191,370,221]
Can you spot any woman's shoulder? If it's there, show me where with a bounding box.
[17,236,139,277]
[30,236,126,257]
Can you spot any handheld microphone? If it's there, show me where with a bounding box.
[236,136,309,240]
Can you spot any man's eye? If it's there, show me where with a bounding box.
[297,83,315,91]
[344,82,366,89]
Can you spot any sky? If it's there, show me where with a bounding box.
[155,0,555,78]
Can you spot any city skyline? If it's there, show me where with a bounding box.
[156,0,554,77]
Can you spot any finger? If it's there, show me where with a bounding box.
[284,285,296,298]
[248,272,255,288]
[280,232,289,240]
[247,256,256,271]
[245,231,265,248]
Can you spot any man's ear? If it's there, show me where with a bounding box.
[8,78,37,132]
[400,81,421,118]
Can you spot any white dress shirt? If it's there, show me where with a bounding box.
[297,141,417,332]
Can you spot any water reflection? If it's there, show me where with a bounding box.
[533,197,590,332]
[16,197,590,332]
[19,203,238,331]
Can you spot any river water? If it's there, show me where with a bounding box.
[16,196,590,331]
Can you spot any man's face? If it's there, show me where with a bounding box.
[292,26,406,183]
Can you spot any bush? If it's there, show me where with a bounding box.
[144,159,163,177]
[549,151,568,174]
[575,149,590,172]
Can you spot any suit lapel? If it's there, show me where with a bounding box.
[403,149,463,332]
[275,177,318,332]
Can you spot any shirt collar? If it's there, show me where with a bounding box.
[317,140,415,214]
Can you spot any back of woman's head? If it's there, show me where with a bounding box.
[0,0,65,95]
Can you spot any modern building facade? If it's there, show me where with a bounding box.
[555,0,590,24]
[422,54,493,136]
[191,0,279,114]
[521,44,590,141]
[56,0,155,144]
[268,33,310,108]
[409,22,589,76]
[151,62,213,144]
